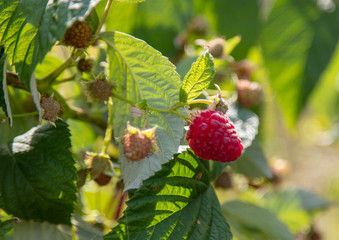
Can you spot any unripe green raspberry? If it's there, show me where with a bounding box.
[40,95,62,122]
[88,78,113,102]
[63,21,91,48]
[77,58,94,73]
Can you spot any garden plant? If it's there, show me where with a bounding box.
[1,0,338,239]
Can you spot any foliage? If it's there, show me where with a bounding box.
[0,0,336,239]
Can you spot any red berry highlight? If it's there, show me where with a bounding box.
[188,110,243,163]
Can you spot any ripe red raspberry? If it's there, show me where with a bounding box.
[77,58,94,73]
[40,95,62,122]
[63,20,91,48]
[89,78,113,102]
[188,110,243,162]
[122,124,157,161]
[236,79,263,108]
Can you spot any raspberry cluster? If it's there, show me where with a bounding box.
[188,110,243,163]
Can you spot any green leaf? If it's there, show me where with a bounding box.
[214,0,262,59]
[0,0,99,88]
[100,31,185,191]
[0,219,15,240]
[209,103,260,180]
[12,221,72,240]
[179,51,215,102]
[223,201,294,240]
[117,0,145,2]
[262,189,330,233]
[176,56,199,80]
[230,138,272,179]
[133,0,193,57]
[261,0,339,126]
[0,47,12,126]
[105,150,232,240]
[0,120,77,225]
[73,215,103,240]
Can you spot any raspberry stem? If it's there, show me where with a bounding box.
[112,92,188,120]
[0,111,39,118]
[102,97,114,154]
[187,99,213,105]
[95,0,114,36]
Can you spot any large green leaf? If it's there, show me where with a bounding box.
[223,201,294,240]
[133,0,194,57]
[261,0,339,126]
[262,189,330,232]
[0,120,77,225]
[105,150,232,240]
[0,47,12,126]
[100,31,185,191]
[179,51,215,102]
[12,221,72,240]
[214,0,262,59]
[0,0,99,88]
[209,103,260,180]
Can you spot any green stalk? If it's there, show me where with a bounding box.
[95,0,114,36]
[0,111,39,118]
[101,97,114,154]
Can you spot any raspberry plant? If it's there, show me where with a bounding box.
[0,0,336,239]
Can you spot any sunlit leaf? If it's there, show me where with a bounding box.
[105,150,232,240]
[261,0,339,126]
[0,0,100,88]
[179,51,215,102]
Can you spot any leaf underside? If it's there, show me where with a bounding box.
[100,31,185,191]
